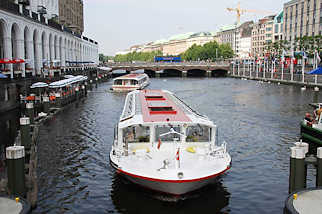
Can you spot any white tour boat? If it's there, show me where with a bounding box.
[109,89,231,195]
[111,73,149,92]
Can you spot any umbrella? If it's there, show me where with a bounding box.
[30,82,49,88]
[0,73,8,78]
[11,59,25,64]
[307,66,322,75]
[0,59,13,64]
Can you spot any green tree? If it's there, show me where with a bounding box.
[114,50,162,62]
[182,41,234,61]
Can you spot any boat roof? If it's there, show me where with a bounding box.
[119,90,213,127]
[114,73,148,81]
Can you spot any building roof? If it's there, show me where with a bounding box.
[219,24,238,32]
[168,32,195,41]
[274,10,284,23]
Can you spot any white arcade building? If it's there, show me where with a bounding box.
[0,0,99,79]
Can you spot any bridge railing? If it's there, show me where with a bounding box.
[107,60,231,67]
[231,63,322,85]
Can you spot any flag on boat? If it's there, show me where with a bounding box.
[176,148,180,161]
[157,138,162,149]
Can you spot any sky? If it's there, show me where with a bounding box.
[83,0,287,56]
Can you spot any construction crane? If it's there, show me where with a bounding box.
[227,2,272,25]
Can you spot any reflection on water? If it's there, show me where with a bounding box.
[1,77,316,214]
[111,175,230,214]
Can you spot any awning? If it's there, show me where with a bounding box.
[30,82,48,88]
[0,73,8,78]
[307,66,322,75]
[11,59,25,64]
[0,59,25,64]
[0,59,13,64]
[49,75,88,88]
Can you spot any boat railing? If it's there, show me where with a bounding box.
[172,94,208,119]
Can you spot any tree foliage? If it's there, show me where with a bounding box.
[99,54,113,62]
[181,41,234,61]
[114,50,162,62]
[265,35,322,58]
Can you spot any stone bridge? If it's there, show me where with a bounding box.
[107,61,231,77]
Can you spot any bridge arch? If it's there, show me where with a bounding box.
[187,69,206,77]
[162,69,182,77]
[144,69,156,78]
[211,69,228,77]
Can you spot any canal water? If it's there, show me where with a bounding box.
[2,77,320,213]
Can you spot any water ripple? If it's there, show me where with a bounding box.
[33,78,321,214]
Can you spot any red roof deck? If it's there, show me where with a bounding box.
[139,90,191,123]
[114,73,147,80]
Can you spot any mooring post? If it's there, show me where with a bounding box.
[294,141,309,154]
[289,146,306,193]
[6,146,26,196]
[317,147,322,187]
[81,85,85,98]
[237,64,240,76]
[84,82,88,96]
[26,103,34,124]
[43,96,49,113]
[55,93,61,108]
[20,117,31,150]
[75,86,79,101]
[89,80,93,91]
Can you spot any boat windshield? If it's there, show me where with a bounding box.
[155,125,181,142]
[123,125,150,143]
[186,125,211,142]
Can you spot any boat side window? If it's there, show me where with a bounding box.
[186,125,211,142]
[155,125,181,142]
[131,80,138,85]
[123,125,150,143]
[114,80,122,85]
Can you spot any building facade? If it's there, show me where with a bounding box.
[162,32,216,56]
[28,0,59,20]
[236,21,253,58]
[118,32,218,56]
[273,11,284,42]
[283,0,321,43]
[58,0,84,34]
[251,16,275,57]
[217,24,237,54]
[217,22,253,58]
[0,0,98,79]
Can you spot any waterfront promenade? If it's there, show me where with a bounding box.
[230,62,322,88]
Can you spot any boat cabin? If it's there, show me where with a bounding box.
[114,90,217,154]
[112,73,149,92]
